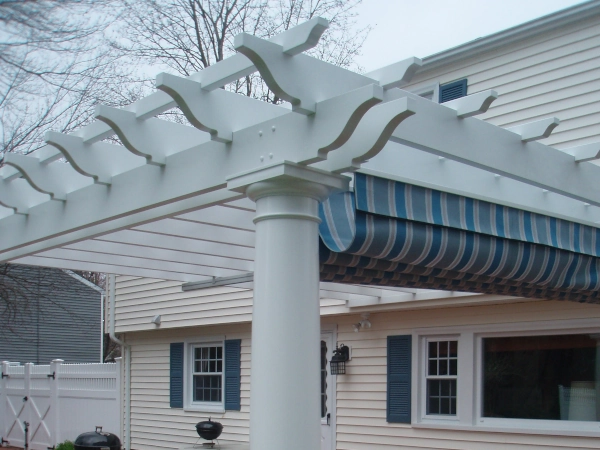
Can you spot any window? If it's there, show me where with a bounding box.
[192,344,223,404]
[426,340,458,415]
[169,338,241,412]
[483,334,598,421]
[411,321,600,434]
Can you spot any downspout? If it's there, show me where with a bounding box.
[108,274,131,450]
[100,293,104,363]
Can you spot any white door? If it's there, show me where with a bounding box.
[321,332,336,450]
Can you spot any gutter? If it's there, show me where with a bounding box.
[108,274,131,450]
[418,0,600,74]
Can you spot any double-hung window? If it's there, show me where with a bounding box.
[170,338,241,413]
[426,339,458,416]
[192,344,223,404]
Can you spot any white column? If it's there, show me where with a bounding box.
[229,163,348,450]
[50,359,63,445]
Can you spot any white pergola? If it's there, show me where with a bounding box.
[2,18,600,450]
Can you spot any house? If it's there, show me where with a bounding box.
[106,2,600,449]
[0,264,104,364]
[2,1,600,450]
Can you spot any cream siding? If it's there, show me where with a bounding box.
[126,300,600,450]
[114,276,354,333]
[329,300,600,450]
[126,324,251,450]
[404,15,600,148]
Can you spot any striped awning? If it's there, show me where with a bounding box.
[318,173,600,303]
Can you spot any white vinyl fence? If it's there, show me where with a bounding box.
[0,359,121,450]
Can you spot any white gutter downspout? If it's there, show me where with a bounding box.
[108,274,131,450]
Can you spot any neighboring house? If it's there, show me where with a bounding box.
[108,2,600,450]
[0,264,104,364]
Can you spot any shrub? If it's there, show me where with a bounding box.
[55,441,75,450]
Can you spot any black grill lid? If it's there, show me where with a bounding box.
[74,427,121,447]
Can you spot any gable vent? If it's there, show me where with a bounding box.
[439,79,468,103]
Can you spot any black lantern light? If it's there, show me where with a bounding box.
[330,343,350,375]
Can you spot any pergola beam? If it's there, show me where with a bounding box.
[388,90,600,207]
[362,142,600,227]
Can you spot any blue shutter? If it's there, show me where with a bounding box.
[439,79,467,103]
[224,339,241,411]
[387,335,412,423]
[170,342,184,408]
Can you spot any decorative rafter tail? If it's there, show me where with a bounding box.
[365,57,423,90]
[2,153,88,201]
[443,90,498,118]
[199,17,329,91]
[318,97,417,174]
[507,117,560,142]
[563,142,600,162]
[235,32,372,116]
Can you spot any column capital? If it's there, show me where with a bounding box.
[227,161,350,201]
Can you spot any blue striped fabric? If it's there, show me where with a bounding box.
[354,173,600,258]
[318,174,600,303]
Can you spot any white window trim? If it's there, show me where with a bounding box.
[410,83,440,103]
[413,318,600,436]
[420,335,461,422]
[183,335,226,413]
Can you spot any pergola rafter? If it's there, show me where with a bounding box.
[1,17,599,450]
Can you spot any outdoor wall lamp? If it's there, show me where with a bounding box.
[330,344,350,375]
[353,313,371,332]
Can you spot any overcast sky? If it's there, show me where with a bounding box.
[353,0,586,72]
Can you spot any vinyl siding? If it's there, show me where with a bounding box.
[125,300,600,450]
[404,14,600,149]
[113,276,348,333]
[126,324,251,450]
[328,300,600,450]
[0,264,102,364]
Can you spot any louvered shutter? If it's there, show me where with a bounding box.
[439,79,467,103]
[170,342,184,408]
[224,339,241,411]
[387,335,412,423]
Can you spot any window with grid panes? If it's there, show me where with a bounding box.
[426,340,458,415]
[192,345,223,403]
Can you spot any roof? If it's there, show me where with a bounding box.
[420,0,600,73]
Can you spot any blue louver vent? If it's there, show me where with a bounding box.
[439,79,468,103]
[170,342,184,408]
[387,335,412,423]
[224,339,241,411]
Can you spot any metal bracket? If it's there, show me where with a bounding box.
[47,372,55,380]
[1,372,8,379]
[1,437,10,445]
[47,446,55,450]
[23,396,28,402]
